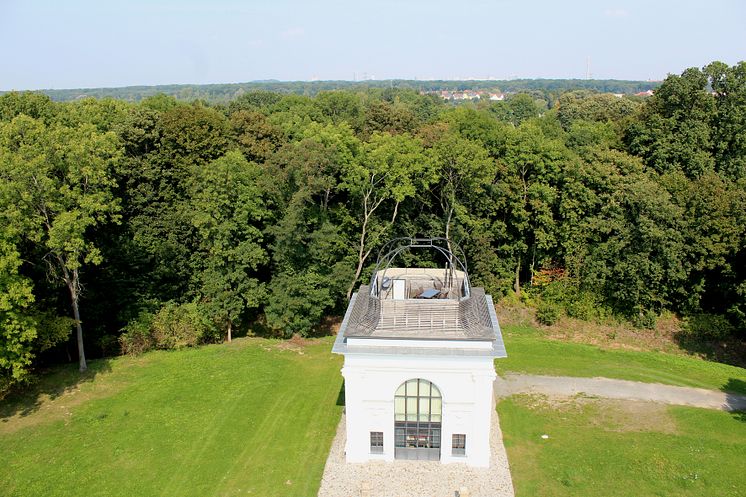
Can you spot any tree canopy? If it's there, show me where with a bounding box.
[0,61,744,390]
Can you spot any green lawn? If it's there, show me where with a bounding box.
[0,337,343,497]
[497,325,746,395]
[498,394,746,497]
[3,328,745,497]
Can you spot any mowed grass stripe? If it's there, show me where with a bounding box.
[217,350,343,496]
[0,338,343,497]
[157,346,288,496]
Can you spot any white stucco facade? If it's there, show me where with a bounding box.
[340,344,497,467]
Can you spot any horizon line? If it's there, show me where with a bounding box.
[1,77,664,94]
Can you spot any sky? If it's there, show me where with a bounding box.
[1,0,744,90]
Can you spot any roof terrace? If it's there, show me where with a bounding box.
[342,238,499,341]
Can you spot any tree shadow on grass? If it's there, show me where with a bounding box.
[336,380,345,407]
[673,332,746,369]
[0,358,112,422]
[722,378,746,422]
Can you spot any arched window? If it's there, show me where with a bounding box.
[394,379,442,460]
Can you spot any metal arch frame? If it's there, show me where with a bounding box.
[368,237,471,299]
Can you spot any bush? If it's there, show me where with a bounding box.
[632,309,658,329]
[683,313,734,340]
[537,279,610,323]
[536,302,562,326]
[565,291,598,321]
[97,334,119,356]
[119,303,219,355]
[119,311,155,355]
[151,302,216,349]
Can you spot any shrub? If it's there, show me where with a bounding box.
[537,279,611,323]
[536,302,562,326]
[119,311,155,355]
[683,313,734,340]
[565,291,598,321]
[632,309,658,329]
[151,301,216,349]
[97,334,119,356]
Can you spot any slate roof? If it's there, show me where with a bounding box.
[332,290,507,358]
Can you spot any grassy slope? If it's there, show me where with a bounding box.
[497,325,746,395]
[2,325,745,497]
[0,337,343,497]
[498,395,746,497]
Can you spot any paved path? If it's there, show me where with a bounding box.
[317,411,515,497]
[495,373,746,411]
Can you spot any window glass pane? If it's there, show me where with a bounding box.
[406,379,418,396]
[418,428,429,447]
[418,397,430,421]
[430,383,441,398]
[406,426,417,447]
[420,380,431,397]
[432,429,441,448]
[431,397,442,415]
[452,434,465,449]
[406,397,417,421]
[395,383,406,396]
[395,397,405,420]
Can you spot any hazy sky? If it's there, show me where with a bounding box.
[1,0,744,90]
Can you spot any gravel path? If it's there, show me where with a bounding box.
[495,373,746,411]
[317,410,515,497]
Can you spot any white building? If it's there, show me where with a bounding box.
[333,238,507,468]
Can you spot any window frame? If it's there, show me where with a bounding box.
[394,379,442,450]
[452,433,466,456]
[370,431,384,454]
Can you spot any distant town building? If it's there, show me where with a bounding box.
[421,90,506,102]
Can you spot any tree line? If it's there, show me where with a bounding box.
[0,61,744,392]
[7,78,659,104]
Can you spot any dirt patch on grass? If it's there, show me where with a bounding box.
[271,334,314,354]
[511,393,678,435]
[592,399,678,434]
[0,363,131,435]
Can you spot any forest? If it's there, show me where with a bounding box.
[0,61,744,393]
[18,78,657,104]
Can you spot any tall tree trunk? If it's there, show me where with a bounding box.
[514,258,521,296]
[444,205,455,291]
[64,268,87,372]
[444,205,454,255]
[227,321,232,343]
[347,210,370,300]
[346,187,391,300]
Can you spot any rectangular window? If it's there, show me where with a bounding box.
[452,434,466,456]
[370,431,384,453]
